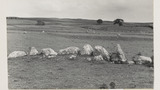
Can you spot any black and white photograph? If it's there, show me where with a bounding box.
[6,0,154,89]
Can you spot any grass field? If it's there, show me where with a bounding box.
[7,18,153,89]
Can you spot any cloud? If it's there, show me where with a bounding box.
[7,0,153,22]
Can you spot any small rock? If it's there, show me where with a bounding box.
[68,55,77,60]
[127,60,135,64]
[86,57,92,61]
[23,31,27,34]
[47,55,56,58]
[94,55,104,61]
[42,30,45,33]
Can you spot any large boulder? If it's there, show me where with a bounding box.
[28,47,39,55]
[133,55,152,65]
[8,51,27,59]
[81,44,94,56]
[94,45,110,61]
[40,48,57,58]
[93,55,104,61]
[58,46,80,55]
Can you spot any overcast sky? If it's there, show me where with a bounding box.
[7,0,153,22]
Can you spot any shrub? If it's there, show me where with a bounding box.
[97,19,103,24]
[36,20,45,25]
[113,19,124,26]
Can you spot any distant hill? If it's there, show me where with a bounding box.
[6,17,152,25]
[6,17,153,33]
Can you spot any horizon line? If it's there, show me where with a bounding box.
[6,16,153,23]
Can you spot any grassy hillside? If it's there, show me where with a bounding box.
[7,17,153,33]
[7,17,153,89]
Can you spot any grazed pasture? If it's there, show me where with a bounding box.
[7,18,153,89]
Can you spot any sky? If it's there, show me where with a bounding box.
[7,0,153,22]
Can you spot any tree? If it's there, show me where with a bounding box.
[113,19,124,26]
[97,19,103,24]
[36,20,45,25]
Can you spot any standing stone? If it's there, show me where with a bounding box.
[116,44,127,62]
[28,47,39,55]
